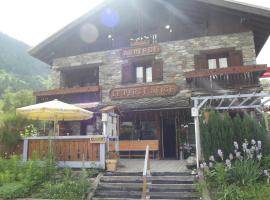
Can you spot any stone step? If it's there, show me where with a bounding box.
[103,171,192,177]
[98,182,142,191]
[104,172,142,176]
[150,191,200,199]
[94,190,141,199]
[149,184,196,190]
[100,176,195,183]
[151,172,193,176]
[93,198,141,200]
[94,198,185,200]
[98,182,196,191]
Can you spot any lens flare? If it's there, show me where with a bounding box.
[100,8,119,28]
[79,23,99,43]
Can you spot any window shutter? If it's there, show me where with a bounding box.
[194,54,208,69]
[121,63,134,84]
[152,59,163,81]
[228,50,243,67]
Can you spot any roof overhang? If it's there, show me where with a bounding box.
[29,0,270,64]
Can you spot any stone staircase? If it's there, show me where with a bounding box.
[92,171,201,200]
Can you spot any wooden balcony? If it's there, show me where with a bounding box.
[185,65,267,90]
[34,86,100,96]
[33,86,100,104]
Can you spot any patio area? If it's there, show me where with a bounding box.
[117,159,189,172]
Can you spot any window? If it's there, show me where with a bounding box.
[136,66,144,83]
[62,66,99,88]
[121,59,163,84]
[207,53,228,69]
[135,63,152,83]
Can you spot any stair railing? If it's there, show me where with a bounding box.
[142,145,150,199]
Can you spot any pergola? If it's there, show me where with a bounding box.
[191,92,270,168]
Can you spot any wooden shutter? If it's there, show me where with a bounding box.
[228,50,243,67]
[152,59,163,81]
[194,54,208,69]
[121,62,134,84]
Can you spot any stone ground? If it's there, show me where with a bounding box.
[117,159,189,172]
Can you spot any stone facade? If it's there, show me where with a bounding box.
[52,31,256,109]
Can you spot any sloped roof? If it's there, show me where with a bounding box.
[29,0,270,63]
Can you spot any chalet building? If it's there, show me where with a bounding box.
[30,0,270,160]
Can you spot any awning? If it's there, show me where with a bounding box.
[73,102,100,109]
[261,67,270,78]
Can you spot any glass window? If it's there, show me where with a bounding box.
[219,57,228,68]
[136,66,144,83]
[208,59,217,69]
[146,67,152,82]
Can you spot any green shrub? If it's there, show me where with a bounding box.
[217,184,244,200]
[201,111,270,160]
[228,160,261,186]
[0,182,29,199]
[37,167,90,200]
[205,163,228,188]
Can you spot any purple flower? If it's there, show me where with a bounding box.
[217,149,223,160]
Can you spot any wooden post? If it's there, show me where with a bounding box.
[142,176,147,199]
[23,139,29,161]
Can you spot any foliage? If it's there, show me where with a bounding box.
[201,111,270,160]
[228,159,261,186]
[35,167,91,200]
[201,139,270,200]
[0,182,29,199]
[0,155,95,199]
[0,32,50,96]
[1,89,35,113]
[0,113,40,155]
[217,184,244,200]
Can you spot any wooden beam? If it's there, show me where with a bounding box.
[185,64,267,78]
[33,86,100,97]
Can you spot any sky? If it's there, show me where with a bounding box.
[0,0,269,65]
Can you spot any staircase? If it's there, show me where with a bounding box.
[92,171,201,200]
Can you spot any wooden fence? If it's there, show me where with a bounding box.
[23,136,106,169]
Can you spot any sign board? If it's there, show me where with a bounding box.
[89,135,106,143]
[191,107,199,117]
[110,83,179,100]
[120,44,161,59]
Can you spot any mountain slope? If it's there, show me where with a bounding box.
[0,32,50,95]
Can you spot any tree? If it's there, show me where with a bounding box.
[1,89,35,113]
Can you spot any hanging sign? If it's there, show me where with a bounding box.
[120,44,161,59]
[110,83,179,100]
[89,135,106,143]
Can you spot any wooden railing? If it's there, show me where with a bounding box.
[142,145,150,199]
[33,86,100,96]
[185,65,267,90]
[23,136,106,169]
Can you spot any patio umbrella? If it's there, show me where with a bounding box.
[16,99,93,135]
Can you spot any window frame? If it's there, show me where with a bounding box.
[207,52,228,69]
[134,61,153,83]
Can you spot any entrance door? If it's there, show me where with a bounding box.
[163,119,177,159]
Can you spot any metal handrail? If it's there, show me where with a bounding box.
[142,145,150,199]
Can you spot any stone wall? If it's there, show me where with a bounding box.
[53,31,256,109]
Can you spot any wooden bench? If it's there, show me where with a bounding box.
[109,140,159,159]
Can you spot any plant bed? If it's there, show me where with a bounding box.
[0,155,101,200]
[198,139,270,200]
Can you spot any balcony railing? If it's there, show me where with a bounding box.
[185,65,267,90]
[34,86,100,104]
